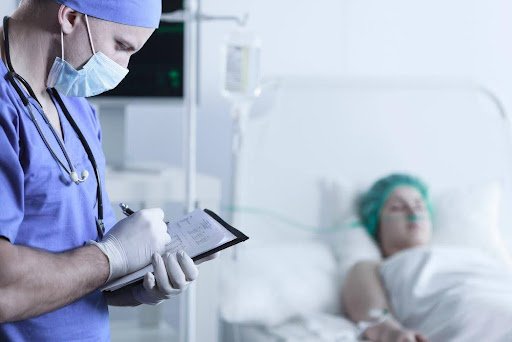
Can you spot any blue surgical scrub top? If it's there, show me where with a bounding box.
[0,58,117,341]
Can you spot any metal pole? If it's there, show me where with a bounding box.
[228,103,250,223]
[181,0,199,341]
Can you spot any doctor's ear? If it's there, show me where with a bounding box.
[57,5,83,34]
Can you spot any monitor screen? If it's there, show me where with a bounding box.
[163,0,183,13]
[100,21,184,98]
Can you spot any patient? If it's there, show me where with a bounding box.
[342,174,512,342]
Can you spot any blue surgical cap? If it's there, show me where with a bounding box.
[53,0,162,29]
[359,174,433,240]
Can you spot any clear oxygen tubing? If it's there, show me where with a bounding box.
[224,206,363,233]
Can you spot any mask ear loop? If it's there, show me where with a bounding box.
[84,15,96,55]
[60,29,65,61]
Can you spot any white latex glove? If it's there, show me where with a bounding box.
[89,208,171,282]
[132,251,199,305]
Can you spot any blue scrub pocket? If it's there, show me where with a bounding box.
[25,165,71,204]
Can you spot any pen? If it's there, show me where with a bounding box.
[119,203,169,225]
[119,203,135,216]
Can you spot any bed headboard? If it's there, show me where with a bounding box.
[232,77,512,246]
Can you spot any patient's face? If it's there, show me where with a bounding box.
[378,186,432,257]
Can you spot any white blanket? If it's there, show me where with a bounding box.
[380,246,512,342]
[262,312,366,342]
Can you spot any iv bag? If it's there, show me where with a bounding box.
[221,30,261,102]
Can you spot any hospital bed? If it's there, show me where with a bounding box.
[218,77,512,341]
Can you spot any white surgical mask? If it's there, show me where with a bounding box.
[46,15,129,97]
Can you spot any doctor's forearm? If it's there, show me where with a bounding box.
[0,239,109,323]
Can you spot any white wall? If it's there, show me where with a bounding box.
[0,1,16,17]
[124,0,512,212]
[337,0,512,108]
[194,0,512,209]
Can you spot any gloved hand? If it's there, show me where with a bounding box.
[90,208,171,282]
[132,251,199,305]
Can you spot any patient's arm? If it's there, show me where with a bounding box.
[343,261,428,342]
[343,261,390,321]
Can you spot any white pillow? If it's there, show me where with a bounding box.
[431,181,511,262]
[317,178,364,231]
[317,177,382,288]
[219,241,341,326]
[325,227,382,285]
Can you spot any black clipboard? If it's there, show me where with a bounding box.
[191,209,249,262]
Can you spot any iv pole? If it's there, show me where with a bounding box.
[165,2,248,342]
[180,0,198,341]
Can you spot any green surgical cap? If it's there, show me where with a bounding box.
[359,174,433,240]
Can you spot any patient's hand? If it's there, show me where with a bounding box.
[385,329,429,342]
[365,319,429,342]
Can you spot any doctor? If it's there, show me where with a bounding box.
[0,0,212,340]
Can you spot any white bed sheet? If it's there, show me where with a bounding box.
[380,246,512,342]
[231,313,370,342]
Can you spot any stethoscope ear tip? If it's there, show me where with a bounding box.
[70,170,89,184]
[70,171,79,183]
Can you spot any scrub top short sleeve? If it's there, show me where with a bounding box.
[0,101,24,242]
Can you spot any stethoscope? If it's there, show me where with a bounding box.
[2,16,105,239]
